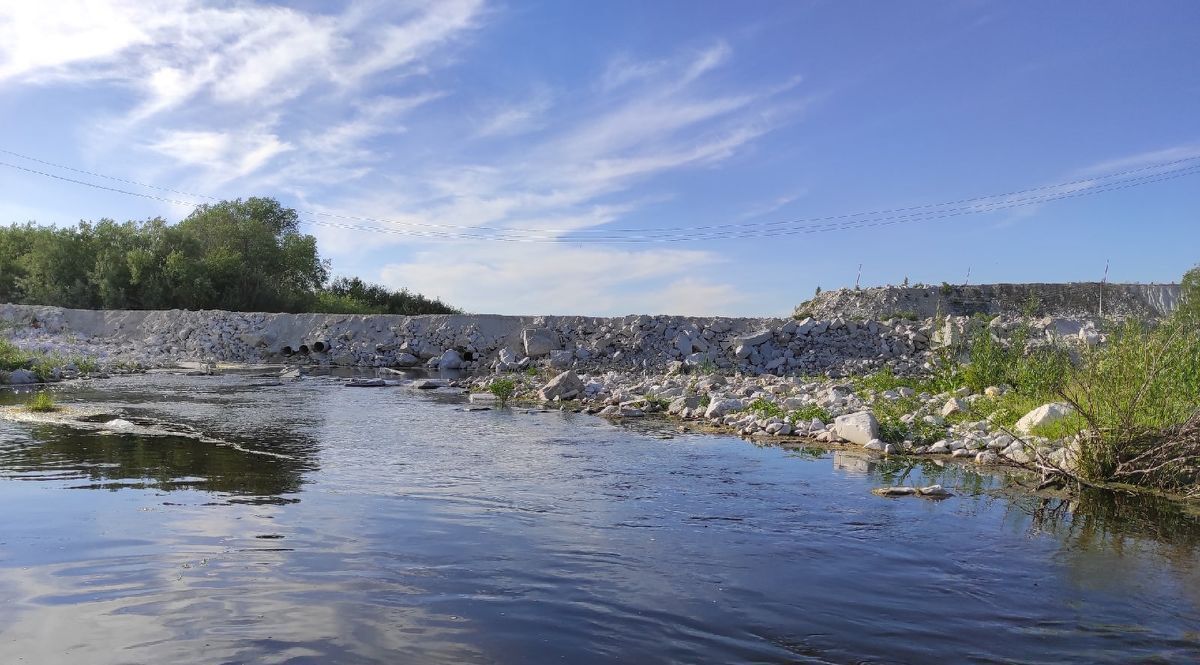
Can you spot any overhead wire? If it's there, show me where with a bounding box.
[1,148,1198,243]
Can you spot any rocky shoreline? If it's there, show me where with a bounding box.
[2,301,1115,485]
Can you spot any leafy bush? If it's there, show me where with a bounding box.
[0,338,32,372]
[1063,316,1200,487]
[877,419,908,444]
[488,378,516,406]
[960,325,1070,397]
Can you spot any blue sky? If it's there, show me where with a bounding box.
[0,0,1197,316]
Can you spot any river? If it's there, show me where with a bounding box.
[1,372,1198,664]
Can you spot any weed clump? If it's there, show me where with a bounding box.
[488,378,516,406]
[26,391,59,413]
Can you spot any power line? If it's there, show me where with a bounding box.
[2,149,1198,243]
[290,163,1200,243]
[0,148,221,201]
[3,145,1199,236]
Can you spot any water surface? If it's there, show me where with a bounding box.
[1,373,1198,664]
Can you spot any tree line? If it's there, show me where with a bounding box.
[0,197,460,315]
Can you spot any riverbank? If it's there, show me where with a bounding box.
[2,296,1195,500]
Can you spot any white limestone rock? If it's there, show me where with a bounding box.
[1014,403,1073,435]
[833,411,879,447]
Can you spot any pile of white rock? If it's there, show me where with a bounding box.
[468,365,1080,473]
[2,302,1112,387]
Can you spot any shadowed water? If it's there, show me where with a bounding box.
[1,373,1198,664]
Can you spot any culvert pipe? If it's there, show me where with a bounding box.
[311,340,331,353]
[280,345,295,356]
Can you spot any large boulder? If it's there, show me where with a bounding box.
[538,370,584,401]
[548,349,575,369]
[668,395,706,415]
[523,328,560,358]
[5,369,38,385]
[1014,403,1073,435]
[437,349,463,370]
[704,398,745,419]
[834,411,880,446]
[735,329,773,347]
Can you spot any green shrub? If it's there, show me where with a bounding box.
[71,355,99,374]
[877,419,908,444]
[788,403,831,423]
[1064,316,1200,487]
[26,391,58,413]
[488,378,516,406]
[0,337,33,372]
[960,324,1070,397]
[746,398,784,418]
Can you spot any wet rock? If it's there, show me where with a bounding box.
[974,451,999,465]
[437,349,464,370]
[872,486,918,497]
[917,484,952,497]
[346,378,387,387]
[5,369,38,384]
[412,378,449,390]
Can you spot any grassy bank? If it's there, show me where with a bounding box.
[0,337,97,383]
[858,267,1199,497]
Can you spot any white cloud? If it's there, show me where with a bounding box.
[0,1,154,82]
[476,89,553,137]
[0,3,808,315]
[377,243,733,315]
[1077,143,1200,177]
[146,127,292,184]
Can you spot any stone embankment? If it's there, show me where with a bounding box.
[798,282,1180,321]
[1,300,1108,479]
[1,301,1113,385]
[2,303,941,380]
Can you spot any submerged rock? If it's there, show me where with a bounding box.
[872,486,918,497]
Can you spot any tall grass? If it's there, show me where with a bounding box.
[1,337,98,381]
[1062,316,1200,489]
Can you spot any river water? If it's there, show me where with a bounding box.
[0,372,1197,664]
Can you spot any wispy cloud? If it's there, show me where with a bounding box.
[475,88,553,138]
[1075,143,1200,177]
[0,3,808,315]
